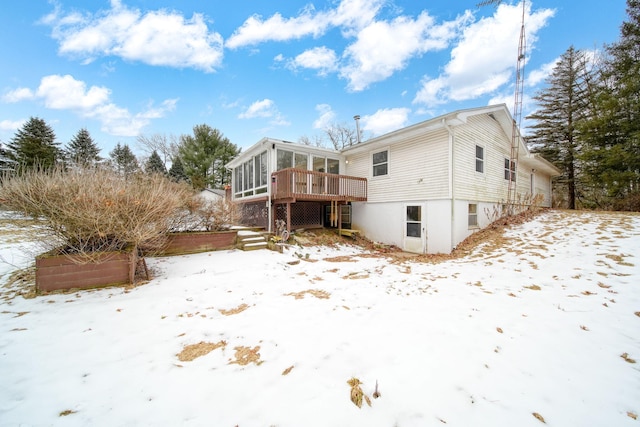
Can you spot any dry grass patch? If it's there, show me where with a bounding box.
[219,303,249,316]
[524,285,541,291]
[324,255,357,262]
[59,410,77,417]
[177,340,226,362]
[229,345,263,366]
[342,272,370,280]
[285,289,330,299]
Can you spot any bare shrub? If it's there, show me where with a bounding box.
[192,197,239,231]
[0,167,195,259]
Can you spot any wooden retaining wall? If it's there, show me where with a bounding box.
[36,250,136,292]
[158,231,237,256]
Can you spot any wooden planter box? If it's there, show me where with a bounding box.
[158,230,238,256]
[36,250,137,292]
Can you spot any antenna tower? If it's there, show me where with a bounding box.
[480,0,526,211]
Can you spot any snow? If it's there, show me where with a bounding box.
[1,210,639,426]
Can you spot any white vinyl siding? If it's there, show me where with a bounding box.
[453,115,511,203]
[346,129,449,203]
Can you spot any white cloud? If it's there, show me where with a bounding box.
[4,74,177,136]
[226,0,385,49]
[341,11,472,91]
[36,74,111,110]
[361,107,411,136]
[44,2,224,72]
[0,119,26,132]
[527,58,559,87]
[413,2,555,107]
[312,104,336,129]
[239,99,289,126]
[2,87,35,103]
[289,47,337,76]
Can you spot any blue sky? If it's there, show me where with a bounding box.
[0,0,629,156]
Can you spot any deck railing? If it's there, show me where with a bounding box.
[271,168,367,201]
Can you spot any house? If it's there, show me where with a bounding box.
[198,188,227,202]
[226,104,561,254]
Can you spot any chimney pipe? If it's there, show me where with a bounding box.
[353,115,361,144]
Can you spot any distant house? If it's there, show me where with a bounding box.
[226,104,560,254]
[198,188,227,202]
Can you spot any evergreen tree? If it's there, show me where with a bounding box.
[526,46,595,209]
[580,0,640,209]
[7,117,60,170]
[0,142,17,172]
[66,128,101,168]
[109,143,139,178]
[178,125,239,189]
[145,150,167,175]
[168,156,189,182]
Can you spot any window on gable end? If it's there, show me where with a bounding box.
[475,145,484,173]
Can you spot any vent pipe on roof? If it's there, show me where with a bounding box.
[353,115,361,144]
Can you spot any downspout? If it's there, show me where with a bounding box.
[443,118,454,252]
[267,143,273,234]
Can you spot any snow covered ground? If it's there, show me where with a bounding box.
[0,210,639,427]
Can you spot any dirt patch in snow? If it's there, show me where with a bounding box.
[177,340,227,362]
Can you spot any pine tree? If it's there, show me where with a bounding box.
[66,128,101,168]
[168,156,189,182]
[580,0,640,209]
[178,125,239,189]
[1,141,17,172]
[526,46,595,209]
[109,143,139,178]
[7,117,60,171]
[145,150,167,175]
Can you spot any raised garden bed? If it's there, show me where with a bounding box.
[157,230,238,256]
[36,249,138,292]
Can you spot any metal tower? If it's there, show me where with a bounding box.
[480,0,527,211]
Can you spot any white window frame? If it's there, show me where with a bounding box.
[468,203,478,228]
[504,158,516,182]
[372,148,389,178]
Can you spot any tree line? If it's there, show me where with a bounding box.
[0,119,240,190]
[526,0,640,211]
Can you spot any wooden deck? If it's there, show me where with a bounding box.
[271,168,367,202]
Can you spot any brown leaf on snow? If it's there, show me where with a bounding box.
[496,327,504,334]
[532,412,546,423]
[282,365,294,375]
[627,411,637,420]
[621,353,637,364]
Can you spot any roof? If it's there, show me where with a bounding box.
[226,137,340,169]
[342,103,561,176]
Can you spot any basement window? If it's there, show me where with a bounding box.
[468,203,478,227]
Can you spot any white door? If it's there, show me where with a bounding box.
[403,204,426,253]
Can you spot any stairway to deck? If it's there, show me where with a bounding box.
[237,230,268,251]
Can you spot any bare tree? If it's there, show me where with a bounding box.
[298,134,327,148]
[324,122,358,150]
[136,133,179,168]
